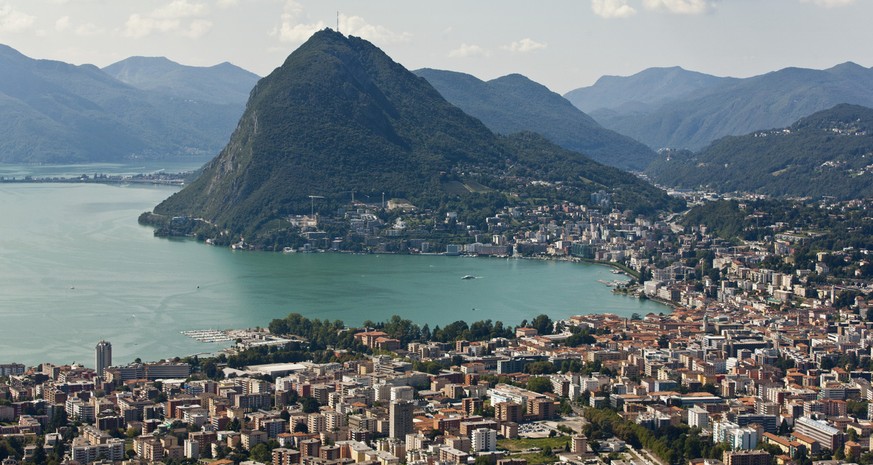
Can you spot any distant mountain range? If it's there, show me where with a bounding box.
[0,45,258,163]
[414,69,656,171]
[646,103,873,199]
[566,62,873,151]
[147,30,679,243]
[565,66,729,115]
[103,56,259,106]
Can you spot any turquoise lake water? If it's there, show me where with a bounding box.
[0,182,666,366]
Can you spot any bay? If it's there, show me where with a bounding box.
[0,182,667,367]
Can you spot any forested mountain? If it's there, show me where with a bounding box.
[415,69,657,171]
[646,104,873,199]
[568,62,873,151]
[103,56,259,105]
[0,44,251,163]
[148,30,679,240]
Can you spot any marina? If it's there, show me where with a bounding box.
[180,329,233,343]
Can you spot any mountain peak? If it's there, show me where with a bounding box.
[0,43,28,62]
[102,53,259,105]
[564,66,725,115]
[153,29,504,231]
[828,61,865,71]
[150,31,675,242]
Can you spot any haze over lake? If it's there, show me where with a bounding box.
[0,180,667,367]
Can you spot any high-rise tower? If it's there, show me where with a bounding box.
[389,400,414,439]
[95,340,112,377]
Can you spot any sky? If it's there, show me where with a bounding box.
[0,0,871,94]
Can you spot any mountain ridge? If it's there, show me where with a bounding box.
[570,62,873,150]
[103,56,259,105]
[415,68,657,171]
[0,43,256,163]
[565,66,730,115]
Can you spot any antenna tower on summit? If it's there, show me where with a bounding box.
[336,11,340,33]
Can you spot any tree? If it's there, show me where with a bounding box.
[250,443,272,463]
[31,443,46,465]
[657,334,669,349]
[848,400,867,419]
[525,361,557,375]
[531,314,553,335]
[228,418,241,432]
[526,377,553,394]
[300,397,320,413]
[777,420,789,436]
[848,428,859,442]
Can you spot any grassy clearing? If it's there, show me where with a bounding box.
[513,452,561,465]
[498,436,570,452]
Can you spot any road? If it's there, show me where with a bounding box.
[629,445,669,465]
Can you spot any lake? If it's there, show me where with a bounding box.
[0,182,667,367]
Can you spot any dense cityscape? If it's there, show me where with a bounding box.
[2,5,873,465]
[3,187,872,465]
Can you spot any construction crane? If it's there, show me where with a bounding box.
[308,195,324,216]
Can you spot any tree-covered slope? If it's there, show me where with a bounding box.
[415,68,656,171]
[0,44,244,163]
[151,30,680,239]
[646,104,873,198]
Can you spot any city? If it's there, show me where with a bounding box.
[2,188,872,465]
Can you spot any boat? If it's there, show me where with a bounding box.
[462,275,476,280]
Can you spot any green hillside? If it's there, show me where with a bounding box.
[646,104,873,198]
[148,30,680,241]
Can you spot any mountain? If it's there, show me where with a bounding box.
[564,66,728,114]
[102,56,259,105]
[0,44,248,163]
[645,104,873,199]
[148,30,679,241]
[414,69,657,171]
[579,62,873,151]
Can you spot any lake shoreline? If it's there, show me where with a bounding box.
[0,181,670,366]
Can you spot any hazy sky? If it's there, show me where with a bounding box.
[0,0,871,93]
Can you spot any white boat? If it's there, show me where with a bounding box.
[462,275,476,280]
